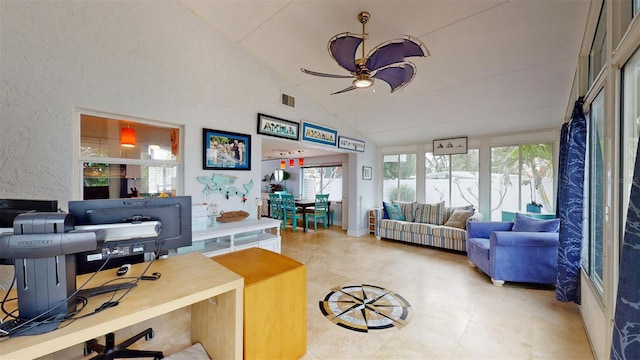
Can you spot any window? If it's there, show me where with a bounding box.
[80,114,182,199]
[589,3,607,86]
[425,149,479,207]
[301,165,342,201]
[622,48,640,230]
[490,144,554,220]
[383,153,416,202]
[585,90,605,295]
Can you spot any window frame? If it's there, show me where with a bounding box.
[424,149,479,208]
[488,143,555,221]
[584,89,605,296]
[300,164,343,202]
[383,153,417,202]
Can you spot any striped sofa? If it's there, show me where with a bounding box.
[372,202,483,252]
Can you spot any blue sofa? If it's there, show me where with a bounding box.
[466,219,559,286]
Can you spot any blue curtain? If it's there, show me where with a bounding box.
[556,99,586,303]
[611,140,640,359]
[556,122,569,219]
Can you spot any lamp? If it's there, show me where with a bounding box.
[298,157,304,166]
[280,160,286,169]
[289,159,294,168]
[273,169,284,182]
[120,127,136,148]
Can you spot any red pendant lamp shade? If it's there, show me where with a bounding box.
[289,159,294,167]
[120,127,136,147]
[298,158,304,166]
[280,160,286,169]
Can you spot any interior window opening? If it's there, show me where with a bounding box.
[80,114,181,199]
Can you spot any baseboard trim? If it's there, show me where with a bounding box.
[347,228,370,237]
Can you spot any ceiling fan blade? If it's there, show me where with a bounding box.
[330,85,357,95]
[328,32,363,73]
[372,62,417,92]
[365,36,429,72]
[301,68,354,79]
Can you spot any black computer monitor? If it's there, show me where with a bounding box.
[68,196,192,274]
[0,199,58,228]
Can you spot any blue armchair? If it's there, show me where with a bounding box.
[466,220,559,286]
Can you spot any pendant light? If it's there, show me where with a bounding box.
[280,160,286,169]
[289,159,294,167]
[120,126,136,147]
[298,157,304,166]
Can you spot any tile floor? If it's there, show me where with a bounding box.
[281,226,594,360]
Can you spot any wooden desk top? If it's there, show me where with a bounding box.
[0,252,243,359]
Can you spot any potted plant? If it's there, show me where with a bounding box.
[270,170,291,192]
[523,179,543,213]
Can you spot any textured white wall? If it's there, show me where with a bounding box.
[0,1,376,224]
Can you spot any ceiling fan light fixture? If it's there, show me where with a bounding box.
[301,11,429,95]
[353,77,373,88]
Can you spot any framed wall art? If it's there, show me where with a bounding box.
[362,166,372,180]
[257,113,299,141]
[203,128,251,170]
[433,136,468,155]
[301,121,337,146]
[338,136,365,152]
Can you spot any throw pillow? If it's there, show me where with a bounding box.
[383,202,405,221]
[392,201,418,222]
[443,205,475,223]
[443,209,474,229]
[512,212,559,232]
[414,201,445,225]
[382,203,389,219]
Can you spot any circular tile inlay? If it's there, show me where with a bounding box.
[319,284,412,333]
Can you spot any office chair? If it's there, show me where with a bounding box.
[84,328,163,359]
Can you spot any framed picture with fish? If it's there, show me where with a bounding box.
[203,128,251,170]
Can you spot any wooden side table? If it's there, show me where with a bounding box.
[213,248,306,360]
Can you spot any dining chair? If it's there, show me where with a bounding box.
[280,194,304,232]
[305,194,329,231]
[268,193,283,220]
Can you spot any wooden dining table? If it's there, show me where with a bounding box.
[265,197,331,232]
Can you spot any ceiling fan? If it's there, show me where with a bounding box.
[301,11,430,95]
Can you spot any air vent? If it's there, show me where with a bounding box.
[281,93,295,108]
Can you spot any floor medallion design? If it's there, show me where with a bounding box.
[319,284,412,333]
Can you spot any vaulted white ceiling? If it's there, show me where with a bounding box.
[181,0,590,155]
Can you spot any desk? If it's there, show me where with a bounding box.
[0,253,244,360]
